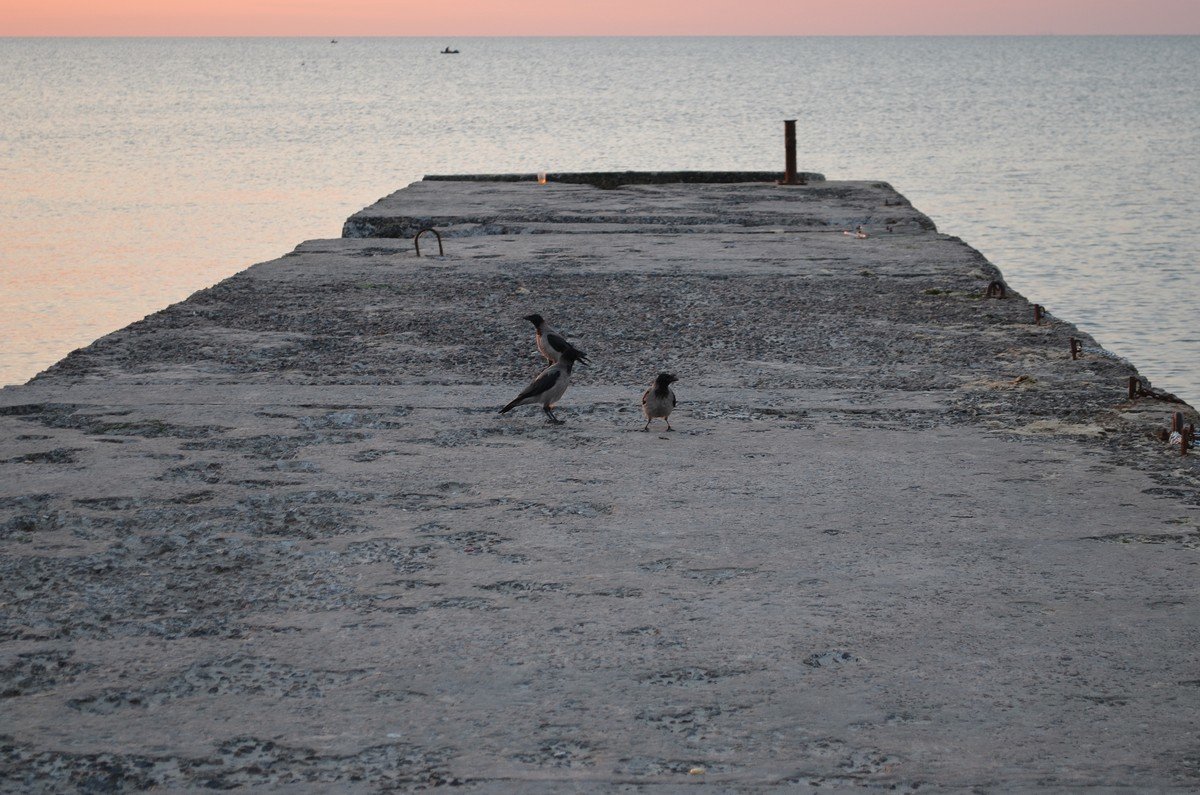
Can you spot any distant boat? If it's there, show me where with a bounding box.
[441,47,460,54]
[331,39,338,44]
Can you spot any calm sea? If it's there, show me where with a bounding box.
[2,37,1197,403]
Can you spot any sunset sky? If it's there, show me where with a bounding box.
[5,0,1200,36]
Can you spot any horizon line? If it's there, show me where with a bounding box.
[5,32,1200,38]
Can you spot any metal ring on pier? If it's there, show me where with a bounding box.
[985,281,1006,299]
[414,227,444,257]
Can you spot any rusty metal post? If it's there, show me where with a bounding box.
[1173,412,1184,433]
[1128,376,1139,400]
[1182,433,1190,457]
[1070,337,1081,360]
[779,120,805,185]
[1033,304,1043,324]
[784,120,797,184]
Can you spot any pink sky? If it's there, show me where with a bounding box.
[4,0,1200,36]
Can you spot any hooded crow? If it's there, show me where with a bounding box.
[500,349,583,424]
[642,373,679,431]
[525,313,589,366]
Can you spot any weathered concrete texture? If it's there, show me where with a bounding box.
[424,171,826,190]
[343,175,916,240]
[2,179,1199,792]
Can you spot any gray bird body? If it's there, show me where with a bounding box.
[642,373,678,431]
[500,350,580,424]
[525,313,588,365]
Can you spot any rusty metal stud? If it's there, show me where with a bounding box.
[985,281,1006,299]
[1033,304,1043,324]
[1128,376,1140,400]
[1183,433,1190,457]
[414,227,443,257]
[1069,337,1082,360]
[1173,412,1185,433]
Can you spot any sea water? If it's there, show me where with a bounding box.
[1,37,1197,403]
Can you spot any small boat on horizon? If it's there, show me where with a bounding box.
[441,47,460,54]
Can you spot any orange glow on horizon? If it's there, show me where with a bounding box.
[4,0,1200,37]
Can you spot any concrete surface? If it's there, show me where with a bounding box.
[2,177,1198,792]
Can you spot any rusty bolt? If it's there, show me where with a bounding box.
[1128,376,1140,400]
[1070,338,1082,360]
[1033,304,1043,325]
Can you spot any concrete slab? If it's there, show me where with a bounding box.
[2,178,1198,791]
[343,178,930,238]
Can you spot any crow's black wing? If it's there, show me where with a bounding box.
[501,368,562,413]
[515,368,561,402]
[546,332,571,354]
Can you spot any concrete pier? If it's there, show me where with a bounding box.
[2,174,1198,791]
